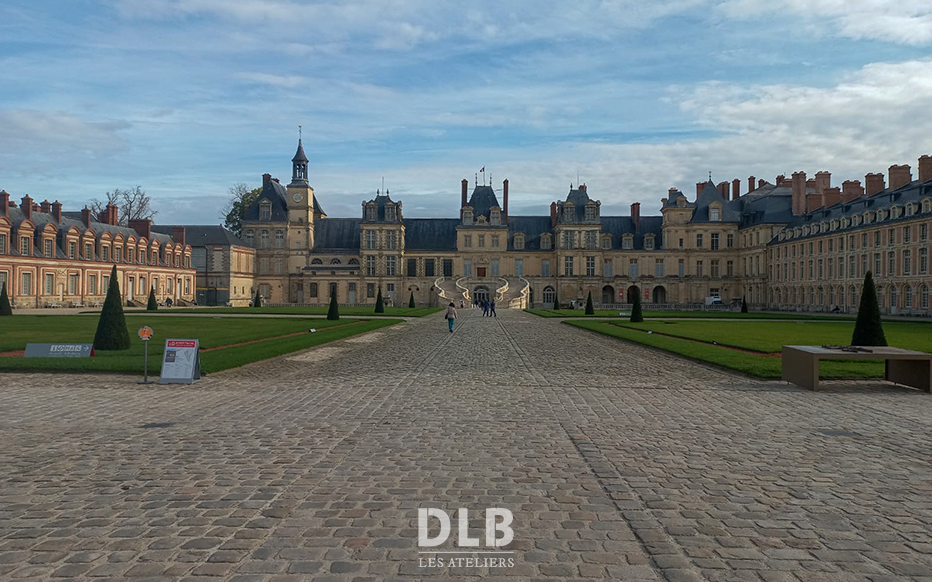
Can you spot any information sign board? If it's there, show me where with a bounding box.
[24,343,94,358]
[159,339,201,384]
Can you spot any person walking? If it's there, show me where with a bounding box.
[483,299,490,316]
[444,301,457,333]
[490,299,497,317]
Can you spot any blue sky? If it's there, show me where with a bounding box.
[2,1,931,225]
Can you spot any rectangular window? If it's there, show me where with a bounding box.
[808,260,814,280]
[367,283,375,298]
[861,233,867,248]
[541,259,550,278]
[711,233,719,251]
[629,259,638,278]
[424,259,435,277]
[386,231,397,250]
[655,259,664,278]
[727,233,734,248]
[711,260,720,278]
[515,259,523,278]
[921,223,928,241]
[88,274,97,295]
[726,260,734,277]
[888,251,895,276]
[889,229,895,245]
[385,255,396,276]
[101,246,109,262]
[904,226,912,244]
[585,232,596,250]
[443,259,453,277]
[43,239,52,257]
[678,238,684,248]
[696,260,704,277]
[564,256,574,276]
[365,230,376,249]
[116,247,123,263]
[875,231,881,247]
[861,255,867,278]
[407,258,417,277]
[586,256,595,277]
[464,235,472,248]
[644,237,654,251]
[921,248,928,274]
[478,235,485,248]
[464,259,472,277]
[491,235,500,248]
[68,274,78,295]
[828,258,833,278]
[601,237,611,250]
[904,249,912,275]
[604,259,613,278]
[696,234,703,248]
[44,273,54,294]
[68,241,77,259]
[21,237,30,255]
[0,234,6,254]
[309,283,318,298]
[875,253,881,275]
[491,258,500,277]
[678,259,684,277]
[139,249,145,263]
[22,272,33,295]
[366,255,376,276]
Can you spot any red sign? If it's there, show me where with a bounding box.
[167,340,196,348]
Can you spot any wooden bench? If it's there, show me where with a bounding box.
[782,345,932,392]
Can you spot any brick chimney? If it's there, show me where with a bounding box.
[21,195,33,221]
[806,193,823,213]
[696,182,705,198]
[814,171,831,196]
[0,190,9,216]
[171,226,186,247]
[99,203,119,225]
[550,201,558,228]
[579,183,587,192]
[81,206,92,227]
[717,181,730,199]
[129,219,152,240]
[841,180,864,202]
[631,202,641,232]
[791,171,806,216]
[748,176,756,193]
[888,164,911,190]
[806,178,816,191]
[51,200,62,223]
[865,173,885,196]
[919,155,932,183]
[758,178,766,189]
[40,200,51,214]
[502,179,509,222]
[732,178,740,200]
[461,179,468,208]
[822,187,841,208]
[776,174,787,186]
[262,173,271,187]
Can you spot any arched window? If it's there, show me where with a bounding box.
[259,230,269,248]
[330,258,342,265]
[348,258,359,265]
[311,258,323,265]
[542,286,556,305]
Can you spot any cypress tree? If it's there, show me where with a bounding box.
[93,265,131,350]
[630,289,644,322]
[851,271,887,346]
[375,287,384,313]
[253,289,262,308]
[552,286,559,310]
[585,290,594,315]
[327,288,340,320]
[0,281,12,316]
[741,295,748,313]
[408,291,415,308]
[147,287,158,311]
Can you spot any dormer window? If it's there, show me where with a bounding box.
[476,215,488,225]
[366,205,377,221]
[540,233,552,250]
[259,202,271,221]
[622,235,633,250]
[710,206,721,221]
[584,205,596,221]
[601,235,611,250]
[923,199,931,213]
[386,205,396,221]
[906,202,914,216]
[514,233,525,250]
[462,208,473,225]
[490,209,501,226]
[644,235,655,251]
[563,203,574,222]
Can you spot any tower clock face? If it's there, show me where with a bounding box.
[292,193,303,203]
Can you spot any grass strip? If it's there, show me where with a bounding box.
[161,306,442,317]
[525,308,853,320]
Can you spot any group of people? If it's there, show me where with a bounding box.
[444,295,497,333]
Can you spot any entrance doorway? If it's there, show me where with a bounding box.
[127,277,135,301]
[348,283,356,304]
[473,285,490,303]
[626,285,640,304]
[653,286,667,303]
[477,267,487,277]
[601,285,615,305]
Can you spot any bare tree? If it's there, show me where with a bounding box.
[89,186,157,225]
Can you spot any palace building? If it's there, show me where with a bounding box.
[241,140,932,314]
[0,191,196,308]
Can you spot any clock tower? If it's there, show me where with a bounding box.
[286,137,315,264]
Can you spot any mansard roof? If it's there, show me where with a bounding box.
[404,218,458,250]
[736,182,794,227]
[466,185,501,219]
[600,216,663,250]
[244,179,290,222]
[362,193,402,222]
[8,207,174,245]
[314,218,361,252]
[507,216,553,251]
[691,181,741,223]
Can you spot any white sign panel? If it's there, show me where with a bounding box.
[159,339,201,384]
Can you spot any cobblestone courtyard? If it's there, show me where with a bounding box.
[2,309,931,582]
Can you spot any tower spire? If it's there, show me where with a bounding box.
[290,132,309,186]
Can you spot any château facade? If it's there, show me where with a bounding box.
[241,142,932,314]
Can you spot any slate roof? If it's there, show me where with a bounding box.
[404,219,458,251]
[663,190,694,208]
[314,218,361,252]
[600,216,663,250]
[564,188,595,221]
[244,179,290,222]
[507,216,553,251]
[690,181,741,223]
[292,139,308,163]
[153,225,248,247]
[362,194,402,222]
[466,186,501,219]
[735,182,795,227]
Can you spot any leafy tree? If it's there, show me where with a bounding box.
[93,265,131,350]
[327,288,340,320]
[375,287,385,313]
[0,282,12,316]
[90,186,156,225]
[221,183,263,238]
[253,289,262,308]
[630,290,644,322]
[585,291,594,315]
[741,295,748,313]
[851,271,887,346]
[147,287,158,311]
[408,291,415,308]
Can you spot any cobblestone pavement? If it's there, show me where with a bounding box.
[2,309,932,582]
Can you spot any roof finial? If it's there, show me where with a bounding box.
[298,124,302,141]
[708,170,711,182]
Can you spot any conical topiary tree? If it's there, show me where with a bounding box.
[253,289,262,308]
[408,291,415,308]
[851,271,887,346]
[147,287,158,311]
[630,289,644,322]
[741,295,748,313]
[585,290,594,315]
[327,287,340,320]
[552,286,559,310]
[93,265,131,350]
[375,287,385,313]
[0,281,12,316]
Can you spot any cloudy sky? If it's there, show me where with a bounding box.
[2,1,931,224]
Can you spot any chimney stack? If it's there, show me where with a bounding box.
[776,174,787,186]
[888,164,912,190]
[21,195,33,221]
[502,179,509,222]
[172,226,186,247]
[748,176,756,193]
[806,193,823,213]
[865,173,885,197]
[262,173,271,187]
[81,206,92,228]
[461,179,468,208]
[40,200,51,214]
[841,180,864,202]
[822,187,841,208]
[919,155,932,183]
[814,171,831,196]
[550,201,558,228]
[631,202,641,233]
[52,200,62,223]
[129,219,152,240]
[696,182,705,198]
[791,171,806,216]
[732,178,740,200]
[758,178,766,189]
[717,181,730,199]
[0,190,9,216]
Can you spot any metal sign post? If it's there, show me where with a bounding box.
[138,326,154,384]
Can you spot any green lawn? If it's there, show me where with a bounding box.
[0,315,400,374]
[567,319,932,379]
[526,308,852,320]
[169,306,442,317]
